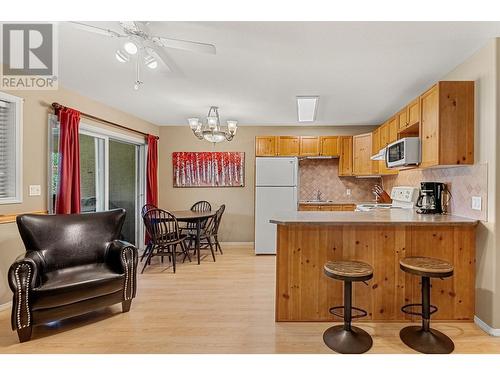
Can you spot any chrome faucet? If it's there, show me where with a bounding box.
[316,189,323,202]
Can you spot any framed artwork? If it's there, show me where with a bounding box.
[173,152,245,187]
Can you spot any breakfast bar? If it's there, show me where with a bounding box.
[271,210,478,322]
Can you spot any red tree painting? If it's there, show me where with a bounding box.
[173,152,245,187]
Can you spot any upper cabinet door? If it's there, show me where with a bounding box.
[388,117,398,144]
[277,136,300,156]
[299,136,320,156]
[319,136,340,156]
[353,133,373,175]
[398,108,408,130]
[338,136,353,176]
[255,136,277,156]
[380,122,389,147]
[407,98,420,127]
[420,85,439,168]
[371,128,380,175]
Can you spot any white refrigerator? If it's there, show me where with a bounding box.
[255,157,298,254]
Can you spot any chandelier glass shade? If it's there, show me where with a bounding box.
[188,106,238,143]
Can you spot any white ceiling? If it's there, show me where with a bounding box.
[58,21,500,126]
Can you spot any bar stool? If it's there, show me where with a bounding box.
[323,260,374,354]
[399,256,454,354]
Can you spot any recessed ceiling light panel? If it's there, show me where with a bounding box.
[296,96,319,122]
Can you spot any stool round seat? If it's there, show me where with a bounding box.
[324,260,373,282]
[400,256,453,278]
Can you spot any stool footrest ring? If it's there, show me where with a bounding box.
[329,306,368,320]
[401,303,438,317]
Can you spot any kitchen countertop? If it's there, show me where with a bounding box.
[270,209,479,226]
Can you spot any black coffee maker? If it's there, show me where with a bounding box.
[416,182,446,214]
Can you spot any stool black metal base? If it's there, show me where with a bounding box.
[323,325,373,354]
[400,326,454,354]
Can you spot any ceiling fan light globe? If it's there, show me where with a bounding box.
[115,49,129,63]
[146,60,158,69]
[124,41,138,55]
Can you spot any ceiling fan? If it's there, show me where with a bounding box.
[70,21,216,90]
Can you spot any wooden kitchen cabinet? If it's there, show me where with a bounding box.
[388,116,398,144]
[352,133,373,176]
[419,81,474,168]
[380,122,389,147]
[319,136,340,156]
[397,98,420,132]
[398,108,408,131]
[342,204,356,211]
[298,204,321,211]
[321,205,343,211]
[407,98,420,127]
[338,136,353,176]
[371,128,380,175]
[277,136,300,156]
[299,136,320,156]
[255,136,277,156]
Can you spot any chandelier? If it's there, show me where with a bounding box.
[188,106,238,143]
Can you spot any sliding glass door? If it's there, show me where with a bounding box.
[109,139,141,244]
[79,133,105,213]
[48,116,146,246]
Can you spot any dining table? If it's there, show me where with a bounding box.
[170,210,217,265]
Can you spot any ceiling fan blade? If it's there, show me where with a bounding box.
[133,21,151,35]
[153,36,216,55]
[144,40,179,73]
[69,22,125,38]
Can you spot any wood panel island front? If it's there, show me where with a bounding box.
[270,210,478,322]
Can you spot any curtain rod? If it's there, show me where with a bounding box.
[51,102,159,140]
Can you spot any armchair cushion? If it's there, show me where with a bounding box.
[31,263,124,310]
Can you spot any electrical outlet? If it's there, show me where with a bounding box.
[29,185,41,196]
[346,188,352,196]
[471,196,482,211]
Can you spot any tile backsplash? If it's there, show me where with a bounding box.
[299,159,380,202]
[383,163,488,221]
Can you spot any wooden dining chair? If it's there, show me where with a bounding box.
[212,204,225,254]
[140,203,157,262]
[186,204,225,261]
[181,200,212,234]
[142,209,191,273]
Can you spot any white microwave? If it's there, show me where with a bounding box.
[385,137,421,168]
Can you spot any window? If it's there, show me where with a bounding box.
[0,92,23,204]
[48,118,146,246]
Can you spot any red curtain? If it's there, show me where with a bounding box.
[145,135,158,244]
[55,108,81,214]
[146,135,158,207]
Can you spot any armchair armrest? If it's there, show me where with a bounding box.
[106,240,138,301]
[7,254,41,331]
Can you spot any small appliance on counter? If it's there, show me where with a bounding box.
[356,186,419,211]
[416,182,447,214]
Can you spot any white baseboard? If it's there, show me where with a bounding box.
[0,301,11,312]
[220,242,254,247]
[474,315,500,336]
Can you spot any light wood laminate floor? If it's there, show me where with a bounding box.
[0,245,499,353]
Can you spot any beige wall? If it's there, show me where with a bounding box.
[440,39,499,328]
[158,125,375,242]
[0,86,159,305]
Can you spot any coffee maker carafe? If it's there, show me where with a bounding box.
[416,182,446,214]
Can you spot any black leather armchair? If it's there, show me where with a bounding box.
[8,209,138,342]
